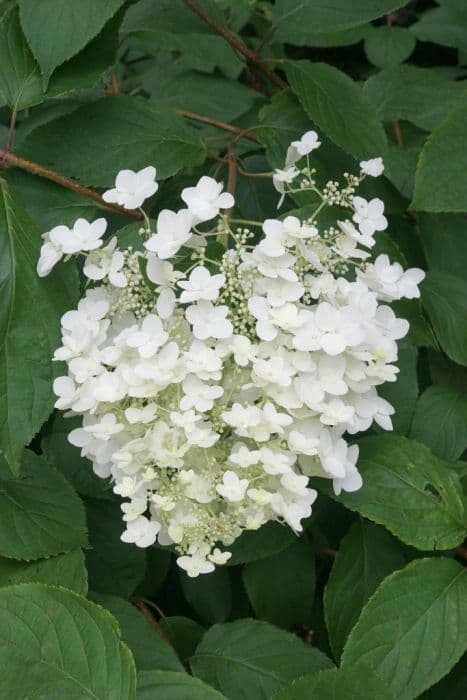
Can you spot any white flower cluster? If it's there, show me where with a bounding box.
[38,135,425,577]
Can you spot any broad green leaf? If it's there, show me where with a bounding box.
[179,566,232,625]
[85,498,146,599]
[0,178,78,472]
[273,665,395,699]
[324,520,406,659]
[378,346,418,434]
[159,616,205,662]
[0,583,136,698]
[410,386,467,460]
[0,450,87,560]
[18,0,125,86]
[411,6,467,53]
[42,413,112,499]
[135,546,171,598]
[227,520,296,565]
[145,70,262,123]
[91,595,184,672]
[286,25,368,48]
[324,435,466,551]
[286,60,387,160]
[363,65,467,132]
[418,214,467,280]
[20,97,207,187]
[412,104,467,212]
[421,271,467,365]
[0,549,87,594]
[341,558,467,700]
[420,654,467,699]
[364,27,415,68]
[242,537,316,629]
[0,6,42,110]
[191,619,333,700]
[273,1,407,36]
[137,670,226,700]
[257,90,312,169]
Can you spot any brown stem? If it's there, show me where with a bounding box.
[0,149,143,220]
[454,545,467,562]
[393,120,404,148]
[110,74,120,95]
[183,0,287,89]
[174,108,260,143]
[131,596,174,647]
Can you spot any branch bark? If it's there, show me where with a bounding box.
[0,149,143,220]
[183,0,287,90]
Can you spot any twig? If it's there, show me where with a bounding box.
[182,0,287,89]
[131,596,174,647]
[0,149,143,220]
[173,108,260,143]
[454,545,467,562]
[393,120,404,148]
[109,74,120,95]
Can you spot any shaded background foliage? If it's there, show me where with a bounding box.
[0,1,466,698]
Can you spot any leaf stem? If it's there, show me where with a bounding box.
[182,0,287,89]
[0,149,143,220]
[131,595,174,647]
[173,108,260,143]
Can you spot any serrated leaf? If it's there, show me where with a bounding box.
[85,498,147,599]
[242,537,315,629]
[0,549,87,594]
[273,1,407,36]
[0,450,87,560]
[273,665,395,699]
[286,60,387,160]
[137,670,227,700]
[420,654,467,699]
[20,96,206,188]
[324,520,406,659]
[364,27,415,68]
[417,214,467,280]
[191,619,333,700]
[323,435,466,550]
[412,104,467,212]
[421,271,467,365]
[0,6,42,110]
[227,520,296,565]
[341,558,467,700]
[378,346,418,434]
[159,616,205,662]
[179,566,232,625]
[0,583,136,698]
[363,65,467,132]
[92,595,184,672]
[0,178,78,472]
[410,386,467,460]
[18,0,125,87]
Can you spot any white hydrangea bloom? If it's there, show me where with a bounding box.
[39,137,425,576]
[103,166,158,209]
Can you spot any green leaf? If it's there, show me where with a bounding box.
[91,595,184,672]
[0,583,136,698]
[363,65,467,132]
[417,214,467,280]
[411,6,467,53]
[323,435,467,551]
[191,619,333,700]
[341,558,467,700]
[0,548,87,594]
[324,520,406,660]
[179,566,232,625]
[145,70,262,123]
[85,498,147,599]
[0,450,87,560]
[421,271,467,365]
[137,670,227,700]
[284,25,368,48]
[0,178,78,472]
[227,520,296,565]
[42,413,112,499]
[273,1,407,36]
[273,665,395,699]
[242,537,316,629]
[420,654,467,699]
[286,60,387,160]
[0,6,42,111]
[159,616,205,662]
[257,90,312,169]
[20,96,207,188]
[364,27,415,68]
[18,0,125,87]
[378,346,418,434]
[412,104,467,212]
[410,386,467,460]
